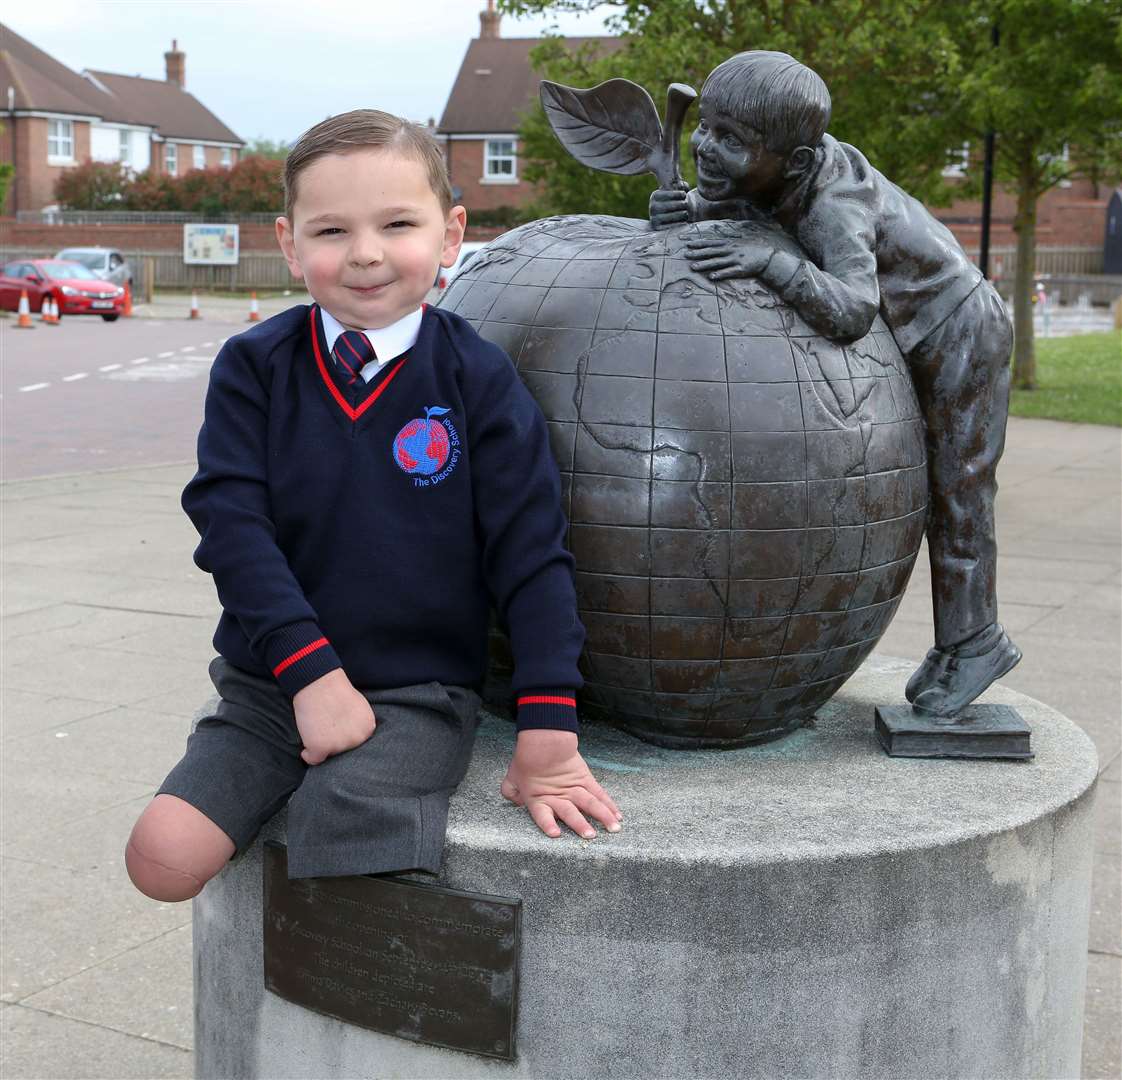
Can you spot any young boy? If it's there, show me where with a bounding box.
[126,110,621,903]
[651,51,1021,717]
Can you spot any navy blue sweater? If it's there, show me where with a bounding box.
[182,304,583,732]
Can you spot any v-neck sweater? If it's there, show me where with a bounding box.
[182,304,583,732]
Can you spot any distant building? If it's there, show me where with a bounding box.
[436,1,618,227]
[0,23,244,214]
[438,5,1111,261]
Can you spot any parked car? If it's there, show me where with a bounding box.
[435,242,487,291]
[54,247,133,288]
[0,259,126,321]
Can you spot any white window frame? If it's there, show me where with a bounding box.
[119,129,130,165]
[193,144,205,170]
[220,147,232,169]
[482,137,517,184]
[165,142,178,176]
[47,119,75,163]
[941,142,970,179]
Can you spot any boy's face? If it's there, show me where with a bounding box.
[276,147,466,330]
[690,97,790,206]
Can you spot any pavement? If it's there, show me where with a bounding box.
[0,412,1118,1074]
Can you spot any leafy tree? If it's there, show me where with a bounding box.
[244,136,289,160]
[123,170,181,211]
[54,160,131,210]
[0,123,13,210]
[503,0,1122,389]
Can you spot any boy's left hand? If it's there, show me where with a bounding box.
[501,730,623,840]
[686,238,772,281]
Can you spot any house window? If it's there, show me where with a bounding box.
[941,142,970,179]
[221,147,232,168]
[119,130,130,164]
[484,139,516,181]
[165,143,178,175]
[47,119,74,161]
[193,144,205,170]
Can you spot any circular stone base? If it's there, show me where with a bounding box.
[195,657,1098,1080]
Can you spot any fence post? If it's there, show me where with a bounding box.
[144,258,155,303]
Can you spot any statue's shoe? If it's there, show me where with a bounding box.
[905,648,947,703]
[911,625,1023,718]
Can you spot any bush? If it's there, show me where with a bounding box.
[54,160,131,210]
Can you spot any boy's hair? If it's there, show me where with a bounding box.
[283,109,454,221]
[702,51,831,154]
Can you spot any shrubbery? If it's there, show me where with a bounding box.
[54,156,285,213]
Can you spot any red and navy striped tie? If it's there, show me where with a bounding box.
[333,330,376,386]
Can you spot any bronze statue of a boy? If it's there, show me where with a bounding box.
[650,50,1021,716]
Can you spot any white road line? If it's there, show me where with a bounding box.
[63,373,89,382]
[217,337,228,344]
[158,350,175,358]
[131,356,150,365]
[19,383,49,393]
[201,341,214,347]
[99,364,122,372]
[180,345,196,353]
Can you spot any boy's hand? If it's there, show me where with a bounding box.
[292,669,376,765]
[501,730,623,840]
[687,238,772,280]
[650,184,690,230]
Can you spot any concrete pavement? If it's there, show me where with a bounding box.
[1,417,1119,1079]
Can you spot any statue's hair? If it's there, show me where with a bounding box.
[283,109,452,222]
[702,51,831,154]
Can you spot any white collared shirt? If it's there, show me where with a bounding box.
[319,305,424,382]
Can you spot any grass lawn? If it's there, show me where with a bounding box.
[1011,331,1121,426]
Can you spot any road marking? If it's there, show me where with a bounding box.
[201,341,214,347]
[157,351,175,358]
[63,373,88,382]
[180,345,196,353]
[217,337,228,344]
[131,356,150,365]
[19,383,49,393]
[99,364,122,372]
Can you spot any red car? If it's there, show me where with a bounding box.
[0,259,126,321]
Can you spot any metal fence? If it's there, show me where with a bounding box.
[15,210,281,225]
[965,245,1104,277]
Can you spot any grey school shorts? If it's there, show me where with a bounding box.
[157,658,481,879]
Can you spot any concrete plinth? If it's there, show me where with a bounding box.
[194,657,1098,1079]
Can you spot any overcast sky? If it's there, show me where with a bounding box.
[4,1,614,144]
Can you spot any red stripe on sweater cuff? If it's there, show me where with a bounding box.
[272,637,329,676]
[517,695,577,708]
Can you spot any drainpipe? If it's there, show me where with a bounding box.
[7,85,15,216]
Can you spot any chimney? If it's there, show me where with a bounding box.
[165,39,185,89]
[480,0,501,39]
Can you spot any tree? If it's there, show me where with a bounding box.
[503,0,1122,389]
[244,136,289,160]
[54,160,131,210]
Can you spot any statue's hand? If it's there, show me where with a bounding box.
[649,185,690,230]
[686,238,772,280]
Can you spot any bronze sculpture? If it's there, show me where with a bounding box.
[439,51,1021,751]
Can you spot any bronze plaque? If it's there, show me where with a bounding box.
[262,843,521,1059]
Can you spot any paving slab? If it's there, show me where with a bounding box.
[0,1002,191,1079]
[1089,852,1121,956]
[0,687,116,740]
[21,924,193,1051]
[1082,953,1122,1080]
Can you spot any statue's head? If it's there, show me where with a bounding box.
[691,51,831,205]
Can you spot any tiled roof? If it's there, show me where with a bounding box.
[87,70,242,144]
[0,21,242,144]
[438,35,622,134]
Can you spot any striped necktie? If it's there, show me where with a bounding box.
[333,330,376,386]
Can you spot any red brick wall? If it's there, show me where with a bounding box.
[446,139,538,213]
[0,117,92,215]
[0,220,279,252]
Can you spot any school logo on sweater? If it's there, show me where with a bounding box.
[393,406,461,487]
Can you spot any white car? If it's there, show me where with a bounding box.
[436,242,487,291]
[55,247,132,288]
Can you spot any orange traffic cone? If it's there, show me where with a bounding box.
[40,296,52,323]
[248,292,260,322]
[15,290,34,328]
[123,283,133,317]
[52,296,62,323]
[189,292,200,319]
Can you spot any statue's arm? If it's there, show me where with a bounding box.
[757,206,881,344]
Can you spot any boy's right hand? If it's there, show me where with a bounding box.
[292,669,376,765]
[649,185,690,230]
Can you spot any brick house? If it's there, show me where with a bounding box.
[438,5,1110,259]
[0,23,243,215]
[436,2,618,232]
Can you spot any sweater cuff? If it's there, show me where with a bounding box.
[515,690,579,734]
[263,620,341,697]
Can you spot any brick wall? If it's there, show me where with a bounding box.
[0,220,279,252]
[1,117,92,216]
[446,139,537,213]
